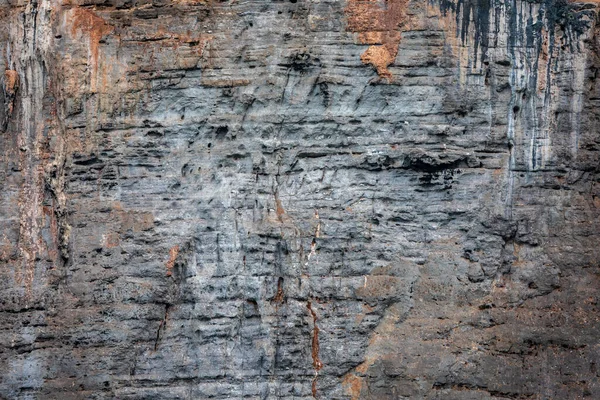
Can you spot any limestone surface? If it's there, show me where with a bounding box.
[1,0,599,399]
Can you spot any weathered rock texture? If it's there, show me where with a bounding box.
[1,0,600,399]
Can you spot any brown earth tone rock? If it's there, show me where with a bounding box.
[1,0,600,399]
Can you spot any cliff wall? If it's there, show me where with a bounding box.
[1,0,599,399]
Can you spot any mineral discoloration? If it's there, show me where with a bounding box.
[0,0,599,399]
[165,245,179,277]
[345,0,410,79]
[69,8,114,93]
[307,300,323,397]
[3,69,18,120]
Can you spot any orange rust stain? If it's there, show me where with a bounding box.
[5,70,18,90]
[42,205,60,261]
[70,8,114,92]
[355,361,370,374]
[345,0,410,79]
[422,1,471,82]
[4,70,18,94]
[537,28,549,92]
[307,301,323,371]
[307,301,323,397]
[166,245,179,277]
[275,193,286,222]
[343,359,374,400]
[4,70,18,114]
[342,374,363,400]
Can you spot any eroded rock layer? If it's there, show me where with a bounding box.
[1,0,599,399]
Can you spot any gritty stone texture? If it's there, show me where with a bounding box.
[0,0,599,399]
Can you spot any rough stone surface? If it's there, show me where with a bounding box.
[1,0,599,399]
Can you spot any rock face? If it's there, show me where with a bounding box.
[1,0,599,398]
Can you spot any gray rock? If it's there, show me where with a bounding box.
[0,0,599,399]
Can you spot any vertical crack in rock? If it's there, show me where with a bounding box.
[307,301,323,398]
[153,304,170,351]
[273,277,285,304]
[43,155,72,269]
[345,0,410,79]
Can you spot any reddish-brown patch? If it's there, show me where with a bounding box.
[4,70,18,115]
[342,373,363,400]
[4,69,18,93]
[537,27,549,92]
[70,8,114,92]
[307,301,323,397]
[166,245,179,277]
[345,0,410,79]
[275,194,286,222]
[273,277,285,304]
[42,205,59,261]
[342,359,374,399]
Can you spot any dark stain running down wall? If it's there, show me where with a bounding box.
[435,0,596,73]
[1,0,599,399]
